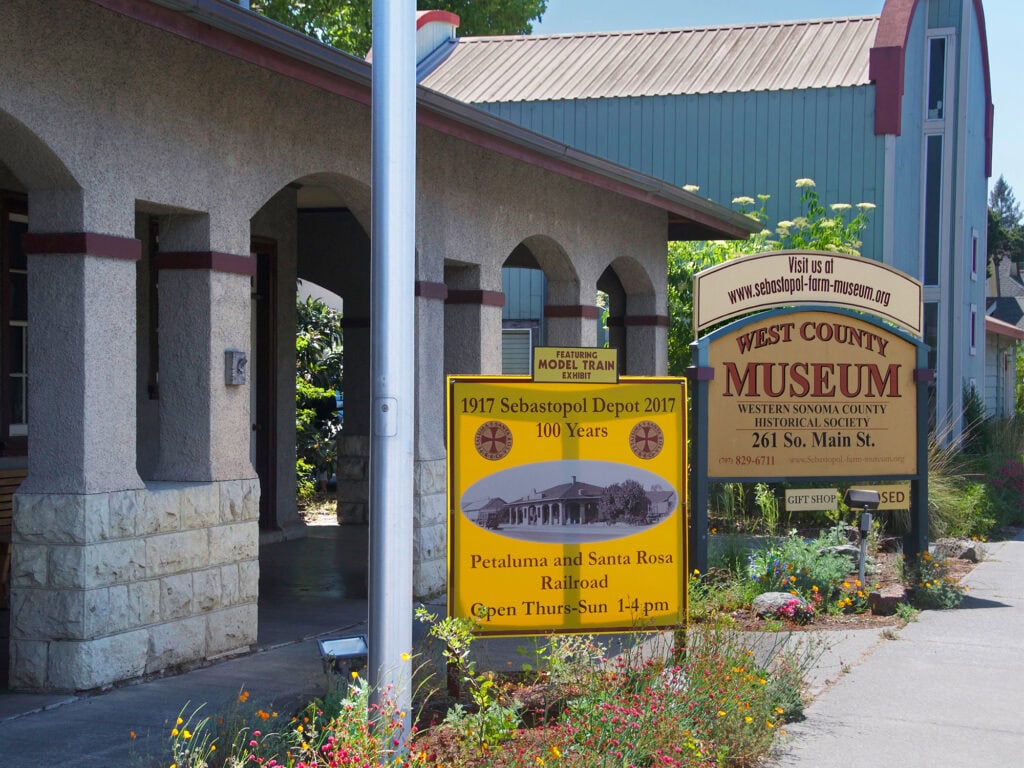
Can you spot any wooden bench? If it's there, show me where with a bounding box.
[0,468,27,609]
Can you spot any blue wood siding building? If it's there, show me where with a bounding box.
[422,0,997,433]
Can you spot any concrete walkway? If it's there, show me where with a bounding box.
[1,527,1020,767]
[773,531,1024,767]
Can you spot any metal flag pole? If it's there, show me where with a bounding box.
[369,0,416,729]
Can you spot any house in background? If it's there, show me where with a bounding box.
[986,257,1024,417]
[420,0,996,432]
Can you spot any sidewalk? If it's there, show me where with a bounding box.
[772,531,1024,767]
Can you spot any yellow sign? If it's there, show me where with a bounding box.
[785,489,838,512]
[850,483,912,510]
[447,377,686,635]
[707,310,917,478]
[533,346,619,383]
[694,251,923,337]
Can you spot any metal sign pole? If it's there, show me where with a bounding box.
[369,0,416,727]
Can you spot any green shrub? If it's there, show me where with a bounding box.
[905,552,966,610]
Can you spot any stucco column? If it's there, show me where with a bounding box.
[441,265,504,376]
[625,315,669,375]
[410,282,449,596]
[153,252,255,482]
[544,304,599,348]
[20,232,144,494]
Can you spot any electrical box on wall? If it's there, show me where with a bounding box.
[225,349,247,386]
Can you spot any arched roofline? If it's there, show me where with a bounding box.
[0,110,79,190]
[870,0,993,175]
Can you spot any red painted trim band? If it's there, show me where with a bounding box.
[446,289,505,307]
[544,305,601,320]
[913,368,935,383]
[155,251,256,275]
[624,315,669,328]
[415,281,449,301]
[22,232,141,261]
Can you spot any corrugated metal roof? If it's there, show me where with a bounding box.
[421,16,879,102]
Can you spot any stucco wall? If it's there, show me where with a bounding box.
[1,0,671,688]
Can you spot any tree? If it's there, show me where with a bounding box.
[250,1,547,58]
[990,175,1021,229]
[989,176,1024,266]
[598,479,649,522]
[296,296,344,499]
[668,180,875,374]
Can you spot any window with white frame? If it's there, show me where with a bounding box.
[926,36,947,120]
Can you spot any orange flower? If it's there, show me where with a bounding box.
[238,690,250,704]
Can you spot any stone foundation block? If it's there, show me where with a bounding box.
[85,587,114,637]
[131,579,162,626]
[206,603,257,656]
[336,479,369,503]
[220,478,260,523]
[335,457,367,481]
[9,640,48,690]
[146,528,209,577]
[148,617,207,673]
[413,522,446,564]
[13,494,88,544]
[179,483,221,530]
[160,573,194,620]
[84,585,147,637]
[414,492,447,529]
[415,557,446,600]
[48,546,86,590]
[208,521,258,565]
[139,484,185,535]
[193,568,223,613]
[107,490,144,539]
[221,563,240,605]
[414,459,447,497]
[238,559,259,602]
[84,538,147,587]
[338,435,370,455]
[47,630,149,691]
[337,501,368,525]
[11,588,86,640]
[11,543,48,588]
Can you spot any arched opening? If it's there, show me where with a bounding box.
[597,256,659,375]
[0,109,81,688]
[500,235,588,373]
[247,174,372,641]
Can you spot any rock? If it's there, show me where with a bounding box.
[933,538,985,562]
[868,584,910,616]
[751,592,808,617]
[877,536,902,553]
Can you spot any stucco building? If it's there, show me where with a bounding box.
[0,0,753,691]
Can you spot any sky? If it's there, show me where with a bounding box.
[532,0,1023,198]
